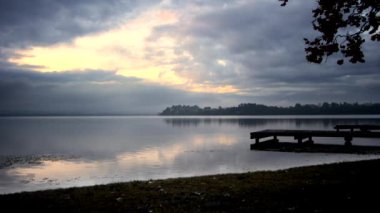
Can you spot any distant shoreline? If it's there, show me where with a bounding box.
[160,103,380,116]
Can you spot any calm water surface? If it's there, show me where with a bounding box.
[1,115,380,194]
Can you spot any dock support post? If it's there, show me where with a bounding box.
[255,138,260,144]
[305,136,314,145]
[297,138,303,144]
[273,136,279,143]
[344,136,352,146]
[295,135,313,145]
[250,144,255,150]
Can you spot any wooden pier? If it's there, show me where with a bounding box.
[250,125,380,151]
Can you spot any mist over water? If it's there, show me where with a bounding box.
[1,115,379,194]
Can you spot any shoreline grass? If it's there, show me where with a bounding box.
[1,159,380,212]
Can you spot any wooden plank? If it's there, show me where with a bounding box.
[250,142,380,154]
[250,129,380,139]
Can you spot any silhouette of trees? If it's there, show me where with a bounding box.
[280,0,379,65]
[159,102,380,115]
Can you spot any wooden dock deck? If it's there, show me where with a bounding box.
[250,128,380,148]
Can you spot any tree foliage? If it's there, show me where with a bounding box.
[159,102,380,115]
[280,0,380,65]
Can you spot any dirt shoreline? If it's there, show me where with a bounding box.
[1,159,380,212]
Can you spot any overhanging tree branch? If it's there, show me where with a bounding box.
[280,0,380,65]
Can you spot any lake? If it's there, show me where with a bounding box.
[1,115,380,194]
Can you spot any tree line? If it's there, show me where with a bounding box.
[159,103,380,115]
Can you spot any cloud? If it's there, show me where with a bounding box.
[0,0,379,114]
[148,0,380,104]
[147,1,315,87]
[8,6,240,94]
[0,69,249,114]
[0,0,159,48]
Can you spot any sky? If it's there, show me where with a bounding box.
[0,0,379,114]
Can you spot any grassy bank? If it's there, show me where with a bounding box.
[1,159,380,212]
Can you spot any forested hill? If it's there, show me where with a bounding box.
[159,103,380,115]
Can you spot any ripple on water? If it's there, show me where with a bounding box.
[0,154,79,169]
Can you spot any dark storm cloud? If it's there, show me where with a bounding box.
[151,1,318,85]
[161,0,232,9]
[0,0,159,47]
[150,0,380,105]
[0,69,125,84]
[0,69,242,114]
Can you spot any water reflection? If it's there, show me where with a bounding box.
[0,116,380,194]
[164,116,380,129]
